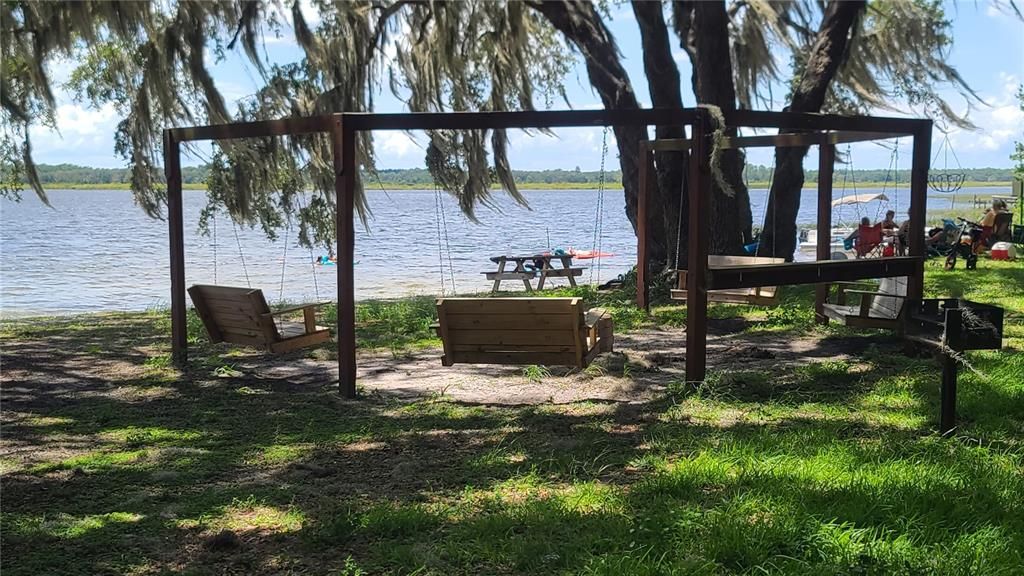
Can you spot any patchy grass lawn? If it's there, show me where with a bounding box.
[1,258,1021,575]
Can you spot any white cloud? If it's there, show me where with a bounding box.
[376,131,420,159]
[984,1,1017,18]
[42,102,118,138]
[940,72,1023,158]
[29,102,121,167]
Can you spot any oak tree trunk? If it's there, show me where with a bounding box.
[677,0,752,256]
[529,1,665,260]
[757,1,866,260]
[632,0,687,271]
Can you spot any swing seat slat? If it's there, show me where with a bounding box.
[189,284,331,354]
[671,255,786,306]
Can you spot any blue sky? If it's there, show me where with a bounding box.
[32,1,1024,171]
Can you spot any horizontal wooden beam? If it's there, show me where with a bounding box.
[170,115,336,141]
[341,108,700,131]
[725,109,930,134]
[723,130,911,149]
[707,257,922,291]
[644,138,692,152]
[643,130,911,152]
[168,109,928,144]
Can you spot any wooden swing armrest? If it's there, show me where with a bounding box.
[271,301,332,316]
[271,302,331,333]
[841,290,908,299]
[832,281,876,305]
[842,290,906,317]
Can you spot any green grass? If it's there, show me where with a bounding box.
[1,258,1021,575]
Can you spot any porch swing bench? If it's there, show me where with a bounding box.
[433,297,614,368]
[188,285,331,354]
[671,255,786,306]
[821,275,908,330]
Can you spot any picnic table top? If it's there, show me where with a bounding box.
[489,253,573,263]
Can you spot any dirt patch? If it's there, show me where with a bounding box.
[212,326,885,406]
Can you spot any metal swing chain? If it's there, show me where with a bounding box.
[433,187,456,296]
[434,188,446,295]
[674,166,685,270]
[590,127,609,285]
[440,190,457,295]
[892,139,899,212]
[766,158,777,256]
[232,220,252,288]
[278,219,290,303]
[212,208,218,285]
[846,144,859,224]
[294,191,321,302]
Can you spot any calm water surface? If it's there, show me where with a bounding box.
[0,186,1010,316]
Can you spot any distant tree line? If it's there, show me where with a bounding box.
[33,163,1015,187]
[35,163,210,184]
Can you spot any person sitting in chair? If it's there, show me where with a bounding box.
[896,209,912,255]
[845,217,872,244]
[880,210,898,232]
[845,217,884,258]
[979,199,1010,247]
[974,199,1008,250]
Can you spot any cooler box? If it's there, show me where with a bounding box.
[991,242,1015,260]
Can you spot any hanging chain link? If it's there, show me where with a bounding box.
[212,208,218,285]
[435,188,445,295]
[278,219,290,303]
[590,127,609,285]
[232,220,252,288]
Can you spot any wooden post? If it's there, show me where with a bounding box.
[332,117,358,398]
[939,306,962,435]
[939,353,958,435]
[815,142,836,324]
[165,130,187,364]
[908,122,932,300]
[685,115,710,383]
[636,146,651,311]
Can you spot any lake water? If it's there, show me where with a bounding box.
[0,186,1010,316]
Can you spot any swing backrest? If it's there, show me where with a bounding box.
[867,276,908,319]
[435,297,596,368]
[188,285,279,346]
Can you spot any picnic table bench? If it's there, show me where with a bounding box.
[483,254,585,293]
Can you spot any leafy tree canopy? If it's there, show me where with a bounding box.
[1,0,997,250]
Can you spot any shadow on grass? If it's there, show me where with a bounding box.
[2,306,1023,575]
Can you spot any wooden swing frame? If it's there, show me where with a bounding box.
[165,107,930,396]
[636,115,929,382]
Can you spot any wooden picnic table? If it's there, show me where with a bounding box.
[483,254,585,293]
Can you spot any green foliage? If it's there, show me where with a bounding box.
[522,365,551,383]
[350,297,439,356]
[27,163,1019,190]
[29,163,209,185]
[763,302,814,330]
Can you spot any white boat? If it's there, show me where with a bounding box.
[798,227,856,259]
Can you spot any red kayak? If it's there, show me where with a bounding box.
[568,248,614,259]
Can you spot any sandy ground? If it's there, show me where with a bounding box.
[250,321,878,405]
